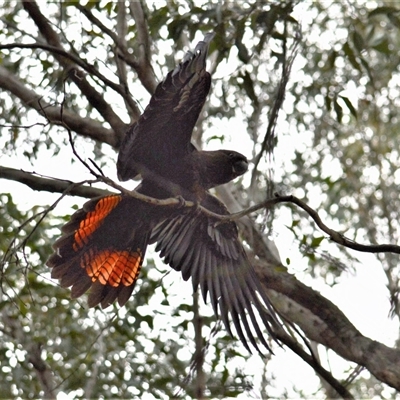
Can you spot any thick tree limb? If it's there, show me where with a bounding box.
[0,42,139,120]
[0,166,110,198]
[0,66,119,148]
[218,186,400,392]
[258,263,400,391]
[115,1,136,122]
[129,1,157,94]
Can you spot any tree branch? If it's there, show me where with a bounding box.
[0,166,110,198]
[0,66,119,147]
[2,313,57,399]
[130,1,151,62]
[271,194,400,254]
[3,164,400,256]
[0,42,139,120]
[204,192,400,255]
[258,263,400,391]
[129,1,157,94]
[274,326,354,399]
[192,291,206,399]
[3,168,400,390]
[76,3,157,95]
[22,0,128,138]
[114,1,136,122]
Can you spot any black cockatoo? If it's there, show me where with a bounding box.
[47,33,278,353]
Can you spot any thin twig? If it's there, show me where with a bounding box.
[251,24,301,185]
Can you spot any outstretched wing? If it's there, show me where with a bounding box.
[117,33,214,182]
[149,193,279,353]
[47,195,160,308]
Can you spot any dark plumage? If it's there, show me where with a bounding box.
[47,33,278,353]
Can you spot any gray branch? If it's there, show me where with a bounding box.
[22,0,128,138]
[258,263,400,391]
[0,66,119,148]
[77,2,157,95]
[0,166,110,198]
[129,0,157,94]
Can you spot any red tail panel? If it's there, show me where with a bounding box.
[83,248,143,287]
[47,195,153,308]
[73,195,122,251]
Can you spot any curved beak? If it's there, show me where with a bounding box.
[233,159,248,175]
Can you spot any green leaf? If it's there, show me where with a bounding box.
[343,41,361,71]
[352,30,365,53]
[388,12,400,29]
[368,6,400,18]
[339,95,357,119]
[239,71,259,106]
[311,236,324,248]
[206,135,225,144]
[235,18,250,64]
[291,219,300,228]
[372,37,390,55]
[333,98,343,123]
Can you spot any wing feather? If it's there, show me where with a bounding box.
[117,33,214,182]
[150,193,278,353]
